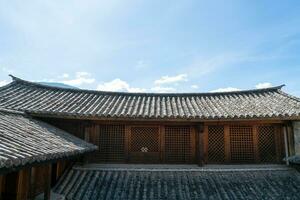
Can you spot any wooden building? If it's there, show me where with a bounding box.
[2,76,300,199]
[0,108,96,200]
[0,76,300,167]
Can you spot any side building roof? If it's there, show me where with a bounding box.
[0,76,300,120]
[0,108,97,171]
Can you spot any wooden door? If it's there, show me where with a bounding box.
[205,124,283,164]
[92,124,126,162]
[129,126,160,163]
[164,126,194,163]
[229,125,255,163]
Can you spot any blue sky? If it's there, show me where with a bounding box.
[0,1,300,95]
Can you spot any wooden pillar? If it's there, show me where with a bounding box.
[83,122,94,164]
[275,125,284,163]
[56,161,65,180]
[44,165,52,200]
[191,126,196,164]
[203,125,208,164]
[284,126,290,165]
[2,171,18,200]
[17,169,30,200]
[84,126,90,142]
[160,125,165,163]
[29,167,36,199]
[0,175,5,200]
[253,125,260,163]
[125,125,130,163]
[288,123,295,156]
[196,124,204,166]
[224,125,231,163]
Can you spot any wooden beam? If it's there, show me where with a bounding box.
[33,112,299,122]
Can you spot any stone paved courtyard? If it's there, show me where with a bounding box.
[54,165,300,200]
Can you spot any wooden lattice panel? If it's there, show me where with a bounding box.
[165,126,191,163]
[130,127,159,152]
[258,126,277,163]
[229,126,254,163]
[130,126,160,163]
[96,124,125,162]
[208,125,225,163]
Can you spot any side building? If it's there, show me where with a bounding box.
[0,108,97,200]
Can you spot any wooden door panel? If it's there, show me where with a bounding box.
[229,125,255,163]
[93,124,125,162]
[165,126,193,163]
[129,126,160,163]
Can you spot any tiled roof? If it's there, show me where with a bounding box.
[1,76,300,120]
[0,108,97,170]
[53,167,300,200]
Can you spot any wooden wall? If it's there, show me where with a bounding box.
[64,119,287,165]
[38,118,289,165]
[84,123,198,164]
[30,164,51,198]
[203,122,285,164]
[0,170,29,200]
[41,118,85,140]
[0,160,71,200]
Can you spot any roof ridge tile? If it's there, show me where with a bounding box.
[8,75,285,96]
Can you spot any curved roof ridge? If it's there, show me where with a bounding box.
[9,74,285,96]
[277,89,300,103]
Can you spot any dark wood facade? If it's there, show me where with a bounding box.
[44,118,288,165]
[0,161,71,200]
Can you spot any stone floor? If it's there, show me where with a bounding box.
[53,165,300,200]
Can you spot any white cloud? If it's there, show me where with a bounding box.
[97,78,146,93]
[0,80,9,87]
[191,85,199,89]
[61,71,95,86]
[255,82,273,89]
[210,87,241,93]
[151,86,176,93]
[154,74,188,85]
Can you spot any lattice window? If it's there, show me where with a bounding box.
[208,125,225,163]
[230,126,254,163]
[95,124,125,162]
[165,126,191,163]
[258,126,277,163]
[130,127,159,152]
